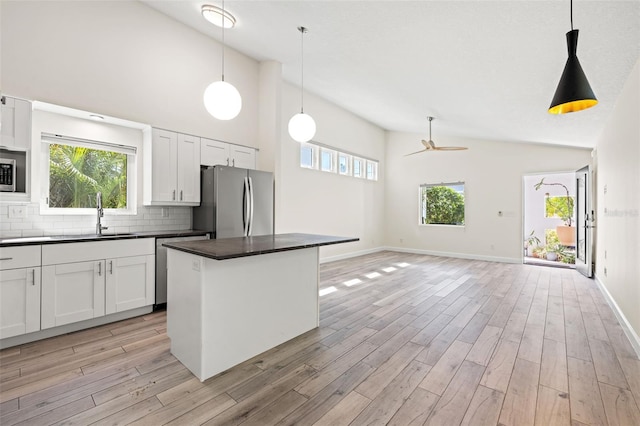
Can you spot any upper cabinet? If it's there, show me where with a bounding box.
[201,138,256,169]
[1,96,32,150]
[144,128,200,206]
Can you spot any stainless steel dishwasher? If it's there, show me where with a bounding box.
[155,235,208,307]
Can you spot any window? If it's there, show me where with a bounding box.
[320,147,336,173]
[420,182,465,225]
[366,160,378,181]
[353,157,365,178]
[42,133,136,214]
[338,153,352,176]
[300,143,317,169]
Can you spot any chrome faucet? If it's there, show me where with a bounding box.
[96,192,108,235]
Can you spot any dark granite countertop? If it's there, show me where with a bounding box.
[0,229,209,247]
[163,233,359,260]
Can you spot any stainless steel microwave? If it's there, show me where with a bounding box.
[0,158,16,192]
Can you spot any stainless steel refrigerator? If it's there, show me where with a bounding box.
[193,166,274,238]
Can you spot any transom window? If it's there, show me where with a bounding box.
[299,142,378,181]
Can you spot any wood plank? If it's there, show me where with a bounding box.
[479,339,519,393]
[14,395,95,426]
[501,311,527,343]
[90,396,163,426]
[355,341,424,400]
[465,325,502,366]
[535,384,571,426]
[599,382,640,426]
[581,311,609,342]
[312,391,371,426]
[0,368,84,404]
[387,387,439,425]
[163,393,238,426]
[457,312,491,344]
[419,339,472,396]
[567,356,608,426]
[498,357,540,426]
[564,304,592,361]
[460,385,504,426]
[588,338,629,389]
[540,338,568,393]
[423,360,485,426]
[618,357,640,410]
[414,323,463,366]
[518,323,545,364]
[351,360,431,425]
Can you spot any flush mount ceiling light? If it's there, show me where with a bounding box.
[288,26,316,143]
[548,0,597,114]
[405,117,467,156]
[203,0,242,120]
[201,4,236,29]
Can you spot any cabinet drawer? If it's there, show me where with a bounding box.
[42,238,154,265]
[0,245,41,270]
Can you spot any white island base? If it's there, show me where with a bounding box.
[166,247,319,381]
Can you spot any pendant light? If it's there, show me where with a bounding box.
[203,1,242,120]
[288,26,316,143]
[548,0,597,114]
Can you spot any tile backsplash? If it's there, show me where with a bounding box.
[0,203,192,238]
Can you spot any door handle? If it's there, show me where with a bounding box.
[31,268,35,285]
[0,257,13,261]
[243,177,250,237]
[109,260,113,274]
[180,190,183,201]
[226,158,229,166]
[98,262,102,276]
[232,158,235,167]
[248,176,254,236]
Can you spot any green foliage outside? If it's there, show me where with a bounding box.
[49,144,127,209]
[545,196,575,223]
[421,185,465,225]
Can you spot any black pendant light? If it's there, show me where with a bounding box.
[548,0,597,114]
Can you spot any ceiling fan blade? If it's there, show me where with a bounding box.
[433,146,468,151]
[405,149,429,156]
[428,139,436,149]
[421,139,431,149]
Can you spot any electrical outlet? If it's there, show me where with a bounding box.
[8,205,27,218]
[162,208,170,218]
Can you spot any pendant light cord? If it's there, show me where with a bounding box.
[221,0,226,81]
[300,27,305,114]
[570,0,573,30]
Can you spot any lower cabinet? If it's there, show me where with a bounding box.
[0,267,41,339]
[41,239,155,330]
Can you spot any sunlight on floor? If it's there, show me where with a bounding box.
[365,272,382,279]
[319,286,338,296]
[382,266,397,273]
[343,278,363,287]
[395,262,410,268]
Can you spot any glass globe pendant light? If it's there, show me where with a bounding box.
[203,1,242,120]
[288,26,316,143]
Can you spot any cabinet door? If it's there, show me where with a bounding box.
[0,267,40,339]
[177,133,200,203]
[151,129,178,202]
[230,145,256,169]
[1,96,31,149]
[42,261,105,329]
[105,255,154,314]
[201,138,229,167]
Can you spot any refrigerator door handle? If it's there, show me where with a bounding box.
[248,176,254,236]
[243,176,250,236]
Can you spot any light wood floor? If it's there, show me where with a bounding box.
[1,251,639,425]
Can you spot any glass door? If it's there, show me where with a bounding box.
[575,165,593,277]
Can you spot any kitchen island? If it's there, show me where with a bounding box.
[163,233,358,381]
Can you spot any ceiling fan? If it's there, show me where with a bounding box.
[405,116,468,156]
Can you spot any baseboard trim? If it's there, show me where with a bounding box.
[320,247,385,264]
[383,246,521,264]
[593,274,640,359]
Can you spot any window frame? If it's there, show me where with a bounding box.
[353,157,365,179]
[320,147,337,173]
[338,152,352,176]
[40,133,138,215]
[366,160,378,181]
[300,142,318,170]
[419,181,466,227]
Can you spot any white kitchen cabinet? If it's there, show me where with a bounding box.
[41,238,155,329]
[144,128,200,206]
[105,254,155,314]
[1,96,31,149]
[201,138,256,169]
[41,260,105,329]
[0,245,41,339]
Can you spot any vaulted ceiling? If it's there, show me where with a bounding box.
[142,1,640,148]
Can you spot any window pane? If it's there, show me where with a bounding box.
[48,143,128,209]
[353,158,363,178]
[300,145,314,169]
[338,153,351,175]
[366,160,378,180]
[420,183,465,225]
[320,148,336,172]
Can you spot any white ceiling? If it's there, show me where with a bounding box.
[142,0,640,148]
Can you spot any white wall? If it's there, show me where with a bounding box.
[1,0,259,148]
[277,83,386,260]
[594,58,640,339]
[385,133,591,262]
